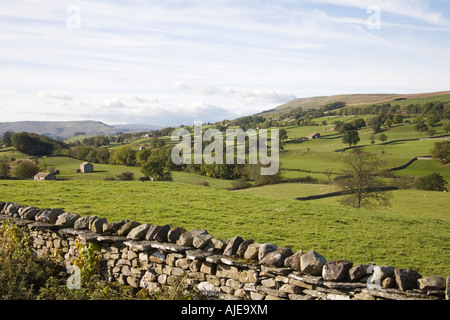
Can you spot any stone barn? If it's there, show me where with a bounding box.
[306,132,321,140]
[34,172,56,181]
[80,162,94,173]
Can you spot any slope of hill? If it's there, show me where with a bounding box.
[0,121,164,139]
[259,90,450,117]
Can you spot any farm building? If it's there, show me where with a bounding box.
[306,132,321,140]
[80,162,94,173]
[34,172,56,181]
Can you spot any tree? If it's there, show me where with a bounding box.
[279,128,288,143]
[11,132,54,156]
[141,149,172,181]
[1,131,13,147]
[136,149,152,164]
[111,146,137,166]
[393,114,403,124]
[415,173,447,191]
[156,140,166,149]
[336,149,390,209]
[430,141,449,164]
[352,118,366,130]
[378,133,388,142]
[342,130,360,147]
[12,160,40,179]
[384,119,393,129]
[443,122,450,134]
[279,128,288,150]
[414,122,428,135]
[426,114,440,128]
[426,127,436,137]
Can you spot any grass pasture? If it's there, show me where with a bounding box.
[0,179,448,277]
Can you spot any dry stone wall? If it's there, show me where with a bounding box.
[1,200,448,301]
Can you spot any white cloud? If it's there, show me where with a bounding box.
[0,1,449,125]
[0,90,17,95]
[313,0,450,26]
[170,82,297,104]
[37,90,74,101]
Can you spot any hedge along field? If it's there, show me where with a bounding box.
[0,179,449,278]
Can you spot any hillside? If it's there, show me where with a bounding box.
[258,90,450,117]
[0,121,164,139]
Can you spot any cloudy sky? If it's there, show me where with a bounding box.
[1,0,449,126]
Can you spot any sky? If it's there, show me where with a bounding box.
[0,0,449,127]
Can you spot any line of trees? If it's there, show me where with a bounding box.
[1,132,67,156]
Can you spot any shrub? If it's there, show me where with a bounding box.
[415,173,447,191]
[231,178,252,190]
[0,220,64,299]
[0,163,9,176]
[12,160,40,179]
[194,180,209,187]
[117,171,134,181]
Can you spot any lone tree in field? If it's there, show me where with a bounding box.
[430,141,449,164]
[336,149,390,209]
[141,149,172,181]
[342,130,360,147]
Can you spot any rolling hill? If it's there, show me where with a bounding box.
[258,90,450,117]
[0,120,164,139]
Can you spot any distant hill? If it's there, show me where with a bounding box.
[258,90,450,117]
[111,123,165,133]
[0,121,164,140]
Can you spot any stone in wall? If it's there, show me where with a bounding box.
[127,224,150,240]
[258,243,277,261]
[300,250,326,276]
[167,227,185,243]
[284,250,303,271]
[74,216,90,229]
[223,236,243,256]
[394,268,421,291]
[154,225,171,243]
[322,260,353,281]
[177,228,209,246]
[55,212,80,227]
[418,276,446,291]
[371,266,395,286]
[90,217,107,234]
[118,221,140,237]
[260,247,293,268]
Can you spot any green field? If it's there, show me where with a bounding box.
[281,122,449,183]
[1,118,449,279]
[0,179,448,277]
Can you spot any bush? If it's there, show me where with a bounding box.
[415,173,448,191]
[194,180,209,187]
[0,163,9,176]
[12,160,40,179]
[231,178,252,190]
[0,220,206,300]
[0,220,64,299]
[117,171,134,181]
